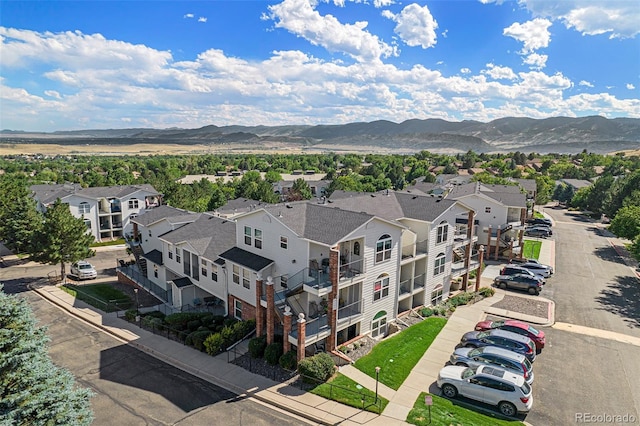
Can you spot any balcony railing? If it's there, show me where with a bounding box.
[289,314,330,339]
[401,239,428,259]
[289,267,332,292]
[399,279,411,296]
[338,299,362,321]
[413,273,426,289]
[339,258,364,281]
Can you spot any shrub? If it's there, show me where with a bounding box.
[421,307,434,317]
[124,309,137,321]
[224,317,239,328]
[204,333,224,355]
[165,312,209,330]
[248,336,267,358]
[142,316,163,330]
[145,310,166,320]
[187,320,202,332]
[200,315,214,327]
[447,292,473,307]
[298,353,335,383]
[279,351,297,370]
[338,345,348,354]
[478,287,495,298]
[265,342,283,365]
[211,315,225,326]
[187,330,213,351]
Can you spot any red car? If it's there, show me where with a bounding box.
[474,319,545,351]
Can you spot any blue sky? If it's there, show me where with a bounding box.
[1,0,638,131]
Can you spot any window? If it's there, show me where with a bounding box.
[371,311,387,338]
[183,250,191,275]
[280,236,288,249]
[254,229,262,249]
[168,246,173,260]
[434,253,446,275]
[485,207,491,213]
[280,275,288,288]
[128,199,139,209]
[201,259,207,277]
[244,226,252,245]
[353,241,360,256]
[232,265,240,285]
[234,299,242,319]
[373,274,390,301]
[79,202,90,214]
[242,269,250,289]
[375,234,392,263]
[83,219,91,229]
[436,221,449,244]
[153,265,158,278]
[176,248,181,263]
[211,264,218,281]
[431,285,443,305]
[191,253,199,281]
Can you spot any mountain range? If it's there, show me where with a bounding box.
[2,116,639,154]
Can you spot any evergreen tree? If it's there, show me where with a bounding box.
[0,195,43,254]
[287,178,313,201]
[0,286,94,425]
[30,199,95,279]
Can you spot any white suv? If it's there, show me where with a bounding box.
[437,364,533,416]
[70,261,97,280]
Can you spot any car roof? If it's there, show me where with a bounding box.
[478,346,527,361]
[487,329,535,344]
[477,365,525,385]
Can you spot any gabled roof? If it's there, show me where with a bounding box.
[215,198,273,216]
[30,183,159,205]
[172,277,194,288]
[261,202,376,246]
[446,182,526,208]
[159,213,236,261]
[141,249,163,265]
[219,247,274,272]
[327,190,460,223]
[132,205,198,227]
[513,179,537,193]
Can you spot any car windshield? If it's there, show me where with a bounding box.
[462,367,476,379]
[476,331,490,338]
[521,382,531,395]
[468,348,481,357]
[492,320,505,328]
[78,264,92,269]
[528,325,540,335]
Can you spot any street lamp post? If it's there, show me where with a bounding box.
[134,288,140,324]
[374,366,381,404]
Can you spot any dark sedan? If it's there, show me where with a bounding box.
[524,227,552,238]
[460,329,537,362]
[494,274,543,295]
[475,319,546,351]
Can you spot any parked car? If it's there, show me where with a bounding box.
[494,274,543,295]
[460,329,537,361]
[516,261,554,277]
[437,365,533,416]
[500,265,546,283]
[526,224,553,234]
[450,346,534,384]
[527,217,552,227]
[525,227,552,238]
[474,319,546,351]
[70,261,97,280]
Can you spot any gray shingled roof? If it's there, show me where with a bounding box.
[30,183,159,205]
[141,249,163,265]
[215,198,272,215]
[479,183,523,194]
[132,205,197,227]
[219,247,274,271]
[327,191,457,223]
[172,277,194,288]
[159,213,237,261]
[514,179,537,193]
[262,202,375,246]
[481,191,526,208]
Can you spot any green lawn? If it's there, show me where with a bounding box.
[407,392,524,426]
[533,211,544,219]
[310,373,389,413]
[91,238,125,247]
[61,284,132,312]
[354,317,447,390]
[521,239,542,260]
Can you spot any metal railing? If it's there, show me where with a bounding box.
[339,258,364,281]
[413,273,426,289]
[399,279,411,296]
[289,314,330,339]
[117,264,171,303]
[288,267,332,292]
[337,299,362,320]
[291,374,384,414]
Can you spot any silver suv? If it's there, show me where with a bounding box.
[70,261,97,280]
[450,345,534,384]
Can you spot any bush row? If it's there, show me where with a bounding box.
[421,287,495,318]
[204,319,256,355]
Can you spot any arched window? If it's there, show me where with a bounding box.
[437,221,449,244]
[79,202,90,214]
[431,284,443,305]
[371,311,387,338]
[375,234,392,263]
[373,273,390,301]
[434,253,446,275]
[353,241,360,256]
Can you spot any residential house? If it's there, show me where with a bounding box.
[30,183,161,242]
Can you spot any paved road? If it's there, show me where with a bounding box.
[526,207,640,425]
[16,290,309,426]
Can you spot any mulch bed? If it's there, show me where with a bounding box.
[491,294,550,319]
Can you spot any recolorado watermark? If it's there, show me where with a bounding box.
[576,413,637,423]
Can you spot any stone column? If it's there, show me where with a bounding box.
[283,306,292,354]
[297,313,306,362]
[509,238,515,262]
[475,245,485,292]
[327,246,340,352]
[255,273,264,337]
[266,276,274,345]
[494,227,502,260]
[486,226,492,259]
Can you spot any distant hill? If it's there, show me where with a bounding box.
[2,116,639,154]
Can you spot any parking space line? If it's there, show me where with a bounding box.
[553,322,640,347]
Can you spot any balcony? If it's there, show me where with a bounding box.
[338,258,365,284]
[399,279,412,298]
[401,239,428,261]
[413,273,426,289]
[289,314,330,346]
[338,299,363,325]
[288,267,332,297]
[453,232,478,248]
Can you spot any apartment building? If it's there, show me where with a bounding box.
[30,183,161,242]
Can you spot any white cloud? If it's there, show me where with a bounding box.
[266,0,395,62]
[522,53,547,70]
[460,68,471,74]
[503,18,552,53]
[1,27,639,131]
[198,17,207,23]
[373,0,395,7]
[579,80,594,87]
[627,83,636,90]
[441,29,448,38]
[478,0,506,4]
[184,13,194,19]
[519,0,639,39]
[482,63,518,80]
[383,3,438,49]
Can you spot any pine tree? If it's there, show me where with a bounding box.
[29,199,95,279]
[1,195,43,254]
[0,286,94,425]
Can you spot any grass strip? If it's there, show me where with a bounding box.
[522,239,542,260]
[310,373,388,413]
[61,284,131,312]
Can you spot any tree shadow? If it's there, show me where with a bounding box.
[99,344,236,412]
[592,246,625,264]
[595,275,640,329]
